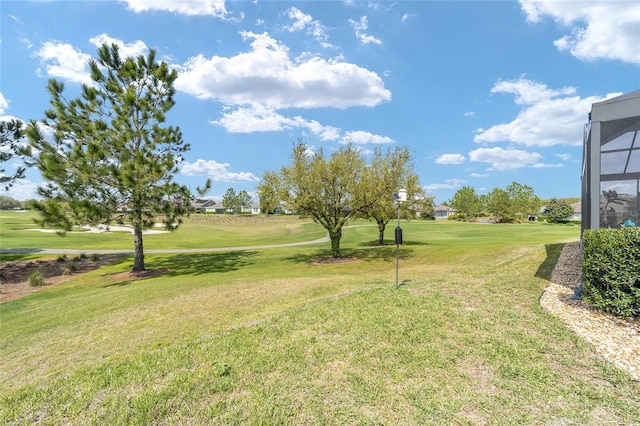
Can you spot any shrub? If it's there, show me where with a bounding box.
[57,254,67,263]
[27,270,46,287]
[91,253,100,261]
[582,227,640,317]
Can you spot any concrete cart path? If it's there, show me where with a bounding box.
[0,234,332,255]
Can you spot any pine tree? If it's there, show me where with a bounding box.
[25,44,209,272]
[0,119,26,190]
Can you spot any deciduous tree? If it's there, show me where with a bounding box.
[257,170,282,214]
[237,190,252,212]
[485,187,511,222]
[0,195,22,210]
[222,188,238,213]
[364,146,425,244]
[544,198,574,223]
[450,186,481,221]
[25,43,209,272]
[506,181,541,220]
[258,141,389,258]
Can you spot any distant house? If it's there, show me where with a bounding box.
[434,204,456,220]
[569,201,581,221]
[241,203,262,215]
[191,199,218,213]
[215,204,230,214]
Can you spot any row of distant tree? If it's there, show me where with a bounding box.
[0,196,36,210]
[220,188,253,214]
[445,183,577,223]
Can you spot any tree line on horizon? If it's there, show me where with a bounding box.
[445,183,577,223]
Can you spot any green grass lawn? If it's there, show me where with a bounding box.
[0,210,327,253]
[1,215,638,424]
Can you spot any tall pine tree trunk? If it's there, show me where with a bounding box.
[132,223,145,272]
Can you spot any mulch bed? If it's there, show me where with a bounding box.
[1,255,131,303]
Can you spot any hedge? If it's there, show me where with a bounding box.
[582,227,640,317]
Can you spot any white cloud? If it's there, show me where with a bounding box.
[401,13,414,23]
[349,16,382,45]
[305,119,341,141]
[490,78,576,105]
[283,7,332,48]
[35,36,149,85]
[464,111,476,117]
[284,7,313,32]
[175,31,390,109]
[342,130,393,144]
[211,105,341,141]
[181,159,259,182]
[470,173,489,178]
[89,34,148,59]
[424,178,466,192]
[474,77,620,147]
[555,153,571,161]
[3,179,40,201]
[9,15,23,25]
[532,162,563,168]
[0,93,8,114]
[469,147,542,171]
[435,153,466,165]
[35,41,92,85]
[20,37,33,49]
[121,0,230,18]
[519,0,640,64]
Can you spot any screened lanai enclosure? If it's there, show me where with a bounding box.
[582,90,640,232]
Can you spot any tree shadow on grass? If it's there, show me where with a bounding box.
[151,251,259,276]
[286,245,412,264]
[535,243,565,281]
[103,251,259,287]
[358,239,432,248]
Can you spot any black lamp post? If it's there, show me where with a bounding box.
[393,188,407,289]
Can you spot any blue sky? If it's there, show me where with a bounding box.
[1,0,639,203]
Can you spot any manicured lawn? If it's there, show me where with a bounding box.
[1,217,638,424]
[0,210,327,252]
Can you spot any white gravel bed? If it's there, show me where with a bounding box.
[539,241,640,381]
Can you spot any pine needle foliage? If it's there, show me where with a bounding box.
[0,119,26,190]
[25,43,209,272]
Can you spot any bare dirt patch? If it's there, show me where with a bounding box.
[0,255,127,303]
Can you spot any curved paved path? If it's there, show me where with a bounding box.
[0,234,332,255]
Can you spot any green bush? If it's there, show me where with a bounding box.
[27,270,46,287]
[582,227,640,317]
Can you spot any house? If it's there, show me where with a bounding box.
[569,201,581,221]
[582,90,640,231]
[241,203,262,215]
[190,199,218,213]
[434,204,456,220]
